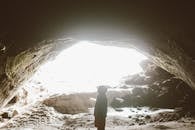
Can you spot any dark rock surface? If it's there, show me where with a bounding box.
[113,60,195,113]
[1,112,10,119]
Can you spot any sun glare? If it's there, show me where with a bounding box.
[30,41,147,94]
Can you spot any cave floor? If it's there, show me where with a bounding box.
[2,123,195,130]
[0,104,195,130]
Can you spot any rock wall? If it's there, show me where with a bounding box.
[115,60,195,110]
[0,39,75,108]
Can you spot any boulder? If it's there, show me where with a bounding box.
[12,110,18,117]
[1,112,10,119]
[43,93,96,114]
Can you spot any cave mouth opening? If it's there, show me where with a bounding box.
[2,40,195,129]
[23,41,147,101]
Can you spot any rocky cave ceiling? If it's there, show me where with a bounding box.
[0,1,195,108]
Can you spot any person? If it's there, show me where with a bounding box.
[94,85,108,130]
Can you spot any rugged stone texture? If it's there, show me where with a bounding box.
[113,61,195,110]
[0,1,195,108]
[0,39,75,108]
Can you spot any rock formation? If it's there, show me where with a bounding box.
[112,60,195,113]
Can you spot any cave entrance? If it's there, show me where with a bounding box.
[18,40,193,117]
[23,41,147,100]
[3,41,195,129]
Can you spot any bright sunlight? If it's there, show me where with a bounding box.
[30,41,147,94]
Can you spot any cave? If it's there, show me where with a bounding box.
[0,1,195,130]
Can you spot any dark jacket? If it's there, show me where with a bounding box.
[94,94,107,118]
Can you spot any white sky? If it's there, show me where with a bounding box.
[30,41,147,94]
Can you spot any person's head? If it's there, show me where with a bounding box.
[97,85,107,94]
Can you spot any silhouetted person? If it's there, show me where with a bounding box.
[94,86,108,130]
